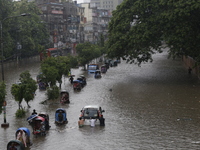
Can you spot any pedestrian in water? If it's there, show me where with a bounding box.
[99,115,105,126]
[78,117,84,128]
[32,109,37,115]
[90,117,96,127]
[69,76,74,84]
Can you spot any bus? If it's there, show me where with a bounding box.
[87,64,99,74]
[40,48,62,61]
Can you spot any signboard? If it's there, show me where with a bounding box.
[51,10,63,14]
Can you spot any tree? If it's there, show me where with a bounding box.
[46,85,59,100]
[12,0,50,57]
[11,83,24,109]
[40,56,71,88]
[40,56,77,101]
[11,71,37,109]
[0,0,49,61]
[97,33,107,55]
[76,42,101,70]
[68,55,79,69]
[107,0,200,65]
[0,0,14,60]
[19,71,37,107]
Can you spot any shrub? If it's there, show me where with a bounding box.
[15,108,26,118]
[46,85,59,100]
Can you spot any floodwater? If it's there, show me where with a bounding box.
[1,48,200,150]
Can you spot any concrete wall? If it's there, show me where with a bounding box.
[2,55,40,71]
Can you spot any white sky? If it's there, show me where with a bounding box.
[76,0,90,4]
[76,0,83,3]
[14,0,88,4]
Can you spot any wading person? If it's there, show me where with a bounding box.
[90,117,96,127]
[99,115,105,126]
[78,117,84,128]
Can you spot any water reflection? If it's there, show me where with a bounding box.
[1,51,200,149]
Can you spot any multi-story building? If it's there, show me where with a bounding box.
[34,0,113,48]
[63,1,85,53]
[35,0,66,48]
[90,0,124,12]
[34,0,85,53]
[80,3,111,43]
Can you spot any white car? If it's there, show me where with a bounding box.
[80,105,105,119]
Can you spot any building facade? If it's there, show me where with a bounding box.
[34,0,84,52]
[90,0,124,12]
[80,3,111,43]
[33,0,115,48]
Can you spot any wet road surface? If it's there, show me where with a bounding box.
[1,49,200,150]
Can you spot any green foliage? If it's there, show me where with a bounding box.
[68,55,79,68]
[98,34,105,47]
[46,85,59,100]
[19,71,37,107]
[15,108,26,118]
[76,42,101,67]
[0,0,49,60]
[0,0,13,21]
[11,71,37,109]
[107,0,200,64]
[12,0,50,57]
[11,83,24,109]
[40,56,71,87]
[97,34,107,55]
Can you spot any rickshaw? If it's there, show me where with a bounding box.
[15,127,32,147]
[104,62,110,70]
[7,140,25,150]
[73,80,82,90]
[116,58,121,63]
[27,114,37,125]
[38,80,48,90]
[113,60,118,66]
[60,90,70,104]
[80,75,87,85]
[77,76,87,87]
[31,116,46,135]
[101,65,107,73]
[38,112,50,130]
[94,70,102,78]
[55,108,68,125]
[37,73,48,90]
[109,60,118,67]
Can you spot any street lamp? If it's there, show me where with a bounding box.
[0,13,30,128]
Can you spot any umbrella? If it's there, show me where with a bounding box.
[35,116,45,121]
[27,114,38,122]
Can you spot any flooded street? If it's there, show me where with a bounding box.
[1,48,200,150]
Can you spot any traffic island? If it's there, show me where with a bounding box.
[1,122,9,128]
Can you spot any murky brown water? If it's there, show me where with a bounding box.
[1,48,200,150]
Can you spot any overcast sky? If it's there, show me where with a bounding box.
[76,0,82,3]
[76,0,90,4]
